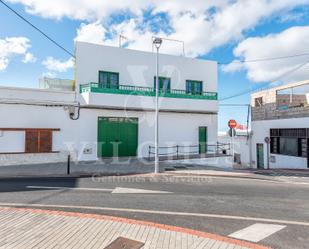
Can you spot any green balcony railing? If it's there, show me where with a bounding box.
[80,82,218,100]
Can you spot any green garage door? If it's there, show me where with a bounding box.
[98,117,138,157]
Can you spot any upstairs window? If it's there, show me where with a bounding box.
[254,97,263,107]
[186,80,203,95]
[99,71,119,89]
[154,76,171,93]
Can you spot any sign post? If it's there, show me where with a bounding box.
[228,120,237,161]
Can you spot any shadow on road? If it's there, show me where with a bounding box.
[0,177,79,193]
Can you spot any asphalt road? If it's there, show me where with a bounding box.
[0,175,308,249]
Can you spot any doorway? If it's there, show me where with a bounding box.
[98,117,138,157]
[256,143,264,169]
[199,127,208,154]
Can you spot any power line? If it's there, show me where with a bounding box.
[219,104,250,106]
[0,0,74,58]
[2,0,309,66]
[218,52,309,65]
[219,59,309,101]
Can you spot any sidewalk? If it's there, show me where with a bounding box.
[0,160,158,177]
[0,207,269,249]
[164,167,309,183]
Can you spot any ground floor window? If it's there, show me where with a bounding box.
[270,128,308,158]
[300,138,307,157]
[25,130,53,153]
[279,137,298,156]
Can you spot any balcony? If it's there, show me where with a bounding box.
[79,82,218,113]
[80,83,217,100]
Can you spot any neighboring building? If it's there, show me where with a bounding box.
[218,130,252,168]
[39,77,75,91]
[251,80,309,169]
[0,42,218,165]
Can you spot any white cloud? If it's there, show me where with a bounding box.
[75,22,106,44]
[223,26,309,83]
[278,11,306,23]
[8,0,309,57]
[0,37,34,71]
[42,57,74,73]
[221,60,244,73]
[7,0,150,20]
[22,52,36,63]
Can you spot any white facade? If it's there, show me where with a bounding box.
[251,118,309,169]
[0,42,218,165]
[76,42,218,113]
[75,42,217,95]
[250,80,309,169]
[218,131,252,168]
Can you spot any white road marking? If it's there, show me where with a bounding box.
[111,187,172,194]
[0,202,308,227]
[26,186,172,194]
[26,186,113,192]
[228,223,286,242]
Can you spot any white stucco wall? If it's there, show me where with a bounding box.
[0,104,78,151]
[0,86,75,104]
[81,92,218,113]
[74,108,218,160]
[251,117,309,169]
[75,42,218,113]
[0,103,217,163]
[218,133,251,167]
[75,42,217,93]
[0,131,24,153]
[0,43,219,165]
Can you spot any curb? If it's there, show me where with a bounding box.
[0,172,147,179]
[0,206,271,249]
[164,172,280,182]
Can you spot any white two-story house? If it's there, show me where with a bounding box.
[0,41,218,164]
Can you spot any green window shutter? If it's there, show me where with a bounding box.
[99,71,119,89]
[154,76,171,93]
[99,71,109,88]
[186,80,203,95]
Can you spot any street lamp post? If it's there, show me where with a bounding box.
[153,37,162,174]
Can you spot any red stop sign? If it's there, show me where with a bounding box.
[228,119,237,129]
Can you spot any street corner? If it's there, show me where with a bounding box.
[0,207,271,249]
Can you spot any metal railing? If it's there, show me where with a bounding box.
[80,82,218,100]
[148,142,231,160]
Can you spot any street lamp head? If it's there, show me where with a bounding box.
[153,37,163,49]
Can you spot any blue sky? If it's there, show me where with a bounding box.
[0,0,309,131]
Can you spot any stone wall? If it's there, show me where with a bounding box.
[252,104,309,121]
[0,151,69,166]
[251,80,309,121]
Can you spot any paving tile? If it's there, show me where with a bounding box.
[0,207,268,249]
